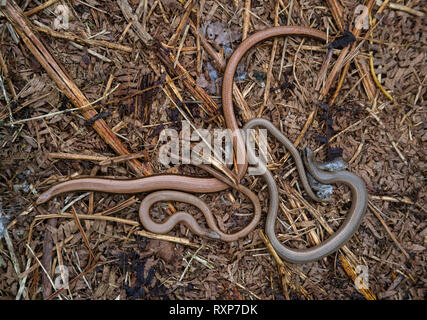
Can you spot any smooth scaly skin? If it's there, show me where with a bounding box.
[221,26,327,181]
[36,26,328,244]
[136,164,262,242]
[38,163,262,242]
[36,174,228,205]
[139,184,261,242]
[243,118,368,263]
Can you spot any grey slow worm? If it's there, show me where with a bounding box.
[243,118,368,263]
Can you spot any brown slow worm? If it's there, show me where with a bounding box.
[137,162,262,241]
[243,118,367,263]
[37,162,262,242]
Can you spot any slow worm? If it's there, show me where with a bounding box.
[36,26,367,259]
[243,118,367,263]
[37,162,262,242]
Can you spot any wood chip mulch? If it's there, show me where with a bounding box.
[0,0,425,300]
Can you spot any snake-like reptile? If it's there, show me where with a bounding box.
[36,26,367,263]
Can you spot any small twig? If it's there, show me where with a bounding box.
[0,49,17,98]
[179,244,204,282]
[376,0,424,17]
[156,0,170,24]
[3,230,21,283]
[71,206,95,262]
[168,0,193,46]
[49,152,108,162]
[278,0,293,82]
[195,0,204,75]
[242,0,251,40]
[0,92,52,121]
[94,196,138,216]
[33,23,133,53]
[134,230,199,248]
[33,213,200,248]
[326,0,344,32]
[321,0,376,100]
[41,216,56,299]
[189,19,225,70]
[369,54,393,101]
[6,84,119,126]
[25,244,63,300]
[278,109,316,165]
[257,0,280,117]
[292,39,307,103]
[158,43,220,116]
[223,277,262,300]
[98,152,146,166]
[24,0,60,16]
[368,201,411,260]
[61,193,91,213]
[70,41,111,63]
[173,24,190,68]
[49,151,145,166]
[34,212,137,225]
[76,0,108,14]
[339,254,377,300]
[117,0,152,45]
[72,251,92,292]
[368,1,394,102]
[354,58,376,101]
[185,250,214,269]
[0,74,14,126]
[15,257,32,300]
[370,195,416,206]
[259,230,312,299]
[259,230,290,299]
